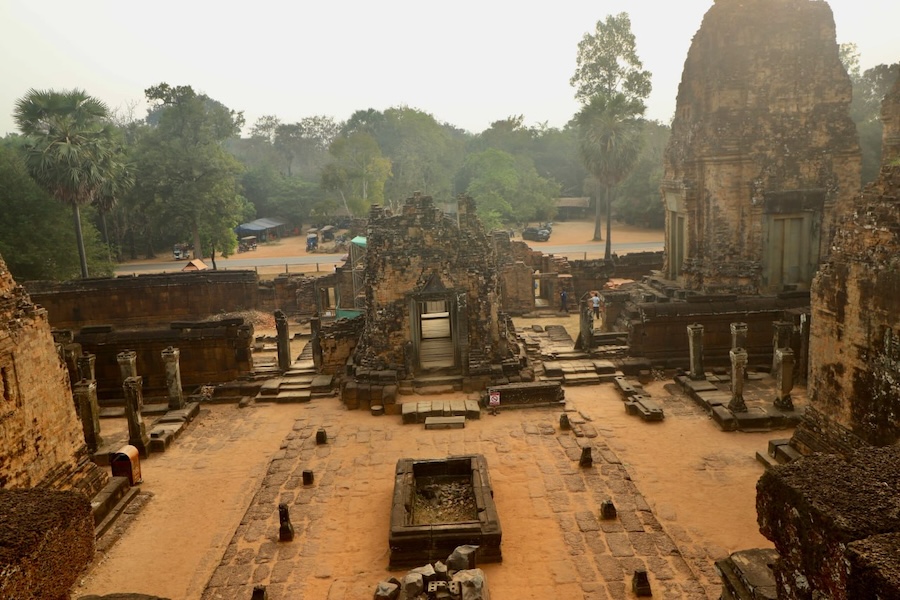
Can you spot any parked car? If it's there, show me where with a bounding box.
[522,226,551,242]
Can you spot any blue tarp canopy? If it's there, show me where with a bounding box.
[236,217,286,234]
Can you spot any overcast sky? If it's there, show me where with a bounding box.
[1,1,898,137]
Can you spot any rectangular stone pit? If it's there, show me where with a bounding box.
[389,455,502,570]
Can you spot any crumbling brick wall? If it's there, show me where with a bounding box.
[0,255,107,496]
[662,0,860,294]
[883,75,900,165]
[802,164,900,448]
[757,447,900,599]
[0,489,95,600]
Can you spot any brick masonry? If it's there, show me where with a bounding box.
[662,0,860,294]
[0,254,107,495]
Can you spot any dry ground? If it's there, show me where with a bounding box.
[73,316,777,600]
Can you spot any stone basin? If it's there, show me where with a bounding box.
[389,454,502,569]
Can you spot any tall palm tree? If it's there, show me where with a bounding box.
[575,93,645,258]
[14,88,122,278]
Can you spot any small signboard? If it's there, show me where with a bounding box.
[488,391,501,407]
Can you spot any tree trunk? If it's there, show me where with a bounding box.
[100,210,113,264]
[192,226,202,263]
[73,204,90,278]
[592,193,603,242]
[209,244,218,270]
[604,185,613,260]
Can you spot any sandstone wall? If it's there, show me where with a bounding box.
[883,75,900,165]
[804,164,900,447]
[27,270,260,329]
[662,0,860,293]
[0,256,107,495]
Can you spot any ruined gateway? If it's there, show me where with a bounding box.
[2,0,900,598]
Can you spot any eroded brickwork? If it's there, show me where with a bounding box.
[662,0,860,294]
[354,194,508,374]
[0,255,107,495]
[883,75,900,165]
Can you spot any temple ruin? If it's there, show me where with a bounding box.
[661,0,860,295]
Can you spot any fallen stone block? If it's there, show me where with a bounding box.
[424,416,466,430]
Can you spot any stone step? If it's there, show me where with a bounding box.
[424,416,466,430]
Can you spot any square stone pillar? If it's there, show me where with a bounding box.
[73,379,102,453]
[728,348,748,413]
[275,310,291,373]
[123,376,150,458]
[162,346,184,410]
[730,322,748,350]
[117,350,138,384]
[687,323,705,380]
[77,352,96,382]
[773,348,795,411]
[772,321,793,375]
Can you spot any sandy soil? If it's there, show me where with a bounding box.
[72,318,777,600]
[119,220,664,276]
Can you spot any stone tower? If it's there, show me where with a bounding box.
[0,254,107,495]
[795,75,900,453]
[661,0,861,294]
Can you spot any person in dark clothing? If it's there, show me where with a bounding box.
[560,289,569,313]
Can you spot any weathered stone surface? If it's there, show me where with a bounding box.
[757,447,900,598]
[452,568,488,600]
[0,255,107,496]
[661,0,860,294]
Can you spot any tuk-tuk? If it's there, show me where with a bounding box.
[238,236,257,252]
[306,232,319,251]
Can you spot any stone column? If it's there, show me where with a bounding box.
[772,321,793,374]
[797,313,810,385]
[77,352,96,382]
[687,323,705,380]
[730,322,748,350]
[73,379,102,453]
[117,350,138,384]
[728,348,748,413]
[162,346,184,410]
[63,343,82,387]
[773,348,795,411]
[123,376,150,458]
[310,314,322,371]
[275,310,291,373]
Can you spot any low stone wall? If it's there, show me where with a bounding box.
[757,447,900,598]
[74,319,254,403]
[27,271,260,330]
[0,489,95,600]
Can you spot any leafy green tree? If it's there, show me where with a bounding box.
[615,120,669,228]
[0,143,112,280]
[321,132,391,215]
[839,44,900,184]
[571,12,651,251]
[13,88,128,277]
[571,13,652,104]
[457,148,560,228]
[241,164,320,228]
[576,94,645,257]
[133,83,248,261]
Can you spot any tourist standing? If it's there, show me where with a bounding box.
[560,289,569,313]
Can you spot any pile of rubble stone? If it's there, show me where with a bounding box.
[374,545,489,599]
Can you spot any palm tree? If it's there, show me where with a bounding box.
[575,93,645,258]
[14,88,122,278]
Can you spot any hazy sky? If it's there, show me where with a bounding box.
[1,1,898,137]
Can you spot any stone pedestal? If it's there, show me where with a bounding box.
[73,379,102,453]
[730,322,748,350]
[161,346,184,410]
[772,321,793,375]
[687,323,705,380]
[123,376,150,458]
[275,310,291,373]
[728,348,748,413]
[77,352,96,382]
[774,348,795,411]
[117,350,138,384]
